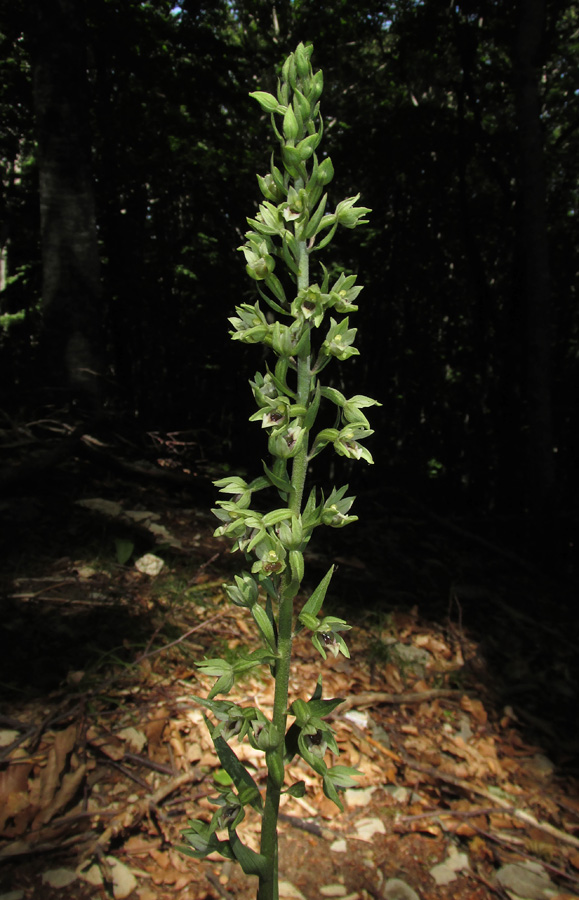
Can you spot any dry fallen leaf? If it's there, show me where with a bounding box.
[42,868,78,888]
[78,856,137,899]
[460,695,488,725]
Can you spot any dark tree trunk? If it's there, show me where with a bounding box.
[29,0,104,412]
[512,0,555,517]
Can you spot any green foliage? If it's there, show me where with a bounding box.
[180,43,378,899]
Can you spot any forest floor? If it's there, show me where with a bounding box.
[1,427,579,900]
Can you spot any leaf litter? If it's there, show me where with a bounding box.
[0,475,578,900]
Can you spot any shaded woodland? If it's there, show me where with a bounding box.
[1,0,577,548]
[1,4,579,899]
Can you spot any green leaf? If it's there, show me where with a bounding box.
[304,193,328,239]
[213,734,262,811]
[322,773,344,811]
[115,538,134,565]
[302,382,321,430]
[283,780,306,798]
[262,460,291,494]
[299,565,334,618]
[179,819,236,861]
[214,769,233,786]
[262,507,293,527]
[229,829,268,877]
[289,549,304,583]
[289,695,344,722]
[251,603,278,654]
[257,283,288,316]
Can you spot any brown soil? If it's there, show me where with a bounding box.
[1,442,578,900]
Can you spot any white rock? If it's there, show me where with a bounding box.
[383,877,421,900]
[344,786,376,807]
[354,816,386,840]
[495,861,554,899]
[430,846,470,885]
[134,553,164,575]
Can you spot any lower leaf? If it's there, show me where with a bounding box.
[229,829,268,877]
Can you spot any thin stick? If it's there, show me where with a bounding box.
[338,688,464,712]
[399,751,579,850]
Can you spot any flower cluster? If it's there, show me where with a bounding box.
[181,43,380,894]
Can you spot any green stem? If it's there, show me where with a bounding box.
[258,239,311,900]
[290,238,312,515]
[257,586,293,900]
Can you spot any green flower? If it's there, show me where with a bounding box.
[281,186,307,222]
[291,284,326,327]
[257,172,284,202]
[268,422,306,459]
[251,534,287,577]
[321,317,359,361]
[224,572,260,608]
[249,371,279,406]
[239,238,276,281]
[334,194,371,228]
[334,425,375,464]
[311,616,352,660]
[229,302,271,344]
[342,394,382,428]
[328,272,364,314]
[249,395,293,432]
[247,201,286,237]
[320,485,358,527]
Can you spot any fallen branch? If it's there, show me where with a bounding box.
[93,769,204,854]
[398,751,579,850]
[337,688,464,712]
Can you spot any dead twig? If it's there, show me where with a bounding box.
[93,769,204,854]
[398,805,517,823]
[398,750,579,850]
[205,868,236,900]
[134,612,227,664]
[466,821,579,889]
[338,688,464,712]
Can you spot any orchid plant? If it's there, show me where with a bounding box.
[180,43,379,900]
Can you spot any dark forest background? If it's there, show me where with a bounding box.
[1,0,578,571]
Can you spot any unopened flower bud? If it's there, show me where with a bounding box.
[283,105,299,142]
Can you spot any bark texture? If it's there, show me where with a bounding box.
[30,0,103,410]
[513,0,555,515]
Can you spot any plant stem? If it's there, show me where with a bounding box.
[258,239,310,900]
[257,584,293,900]
[290,238,311,514]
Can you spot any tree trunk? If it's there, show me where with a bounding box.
[29,0,104,412]
[512,0,555,518]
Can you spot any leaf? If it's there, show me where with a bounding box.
[34,763,86,827]
[283,781,306,798]
[251,603,278,654]
[114,538,134,565]
[262,507,294,527]
[42,869,78,888]
[212,735,262,810]
[117,727,147,754]
[213,769,233,786]
[262,459,291,493]
[78,857,138,899]
[299,566,334,618]
[290,695,344,721]
[229,829,268,877]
